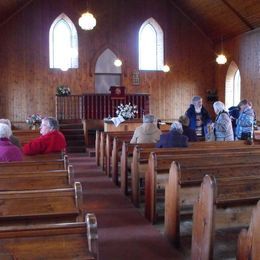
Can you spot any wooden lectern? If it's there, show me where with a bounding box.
[109,86,126,99]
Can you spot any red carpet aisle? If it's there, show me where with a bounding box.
[68,153,183,260]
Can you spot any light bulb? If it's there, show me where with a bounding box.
[163,64,170,72]
[216,54,227,64]
[114,59,122,67]
[79,12,96,30]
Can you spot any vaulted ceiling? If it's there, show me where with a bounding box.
[0,0,260,44]
[170,0,260,43]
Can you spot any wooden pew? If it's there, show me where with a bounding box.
[164,161,260,246]
[131,143,257,207]
[237,200,260,260]
[12,129,40,145]
[23,151,65,161]
[95,130,101,166]
[0,213,98,259]
[0,165,74,191]
[105,131,133,177]
[111,134,135,185]
[120,142,155,195]
[0,156,68,173]
[132,143,246,206]
[146,149,260,223]
[0,182,83,225]
[191,175,260,260]
[99,131,105,170]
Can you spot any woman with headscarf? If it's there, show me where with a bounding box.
[213,101,234,141]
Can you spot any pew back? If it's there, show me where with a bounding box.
[0,167,74,191]
[13,129,40,145]
[237,201,260,260]
[0,157,68,173]
[146,149,260,223]
[0,213,98,259]
[0,182,83,225]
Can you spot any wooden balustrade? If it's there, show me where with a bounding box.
[56,95,84,120]
[55,94,149,120]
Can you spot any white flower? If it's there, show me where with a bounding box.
[115,102,138,119]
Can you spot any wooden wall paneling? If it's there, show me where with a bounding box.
[0,0,216,123]
[215,28,260,120]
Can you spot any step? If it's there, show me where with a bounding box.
[64,135,85,141]
[59,119,82,124]
[60,124,83,130]
[66,140,86,146]
[61,129,84,135]
[66,146,86,153]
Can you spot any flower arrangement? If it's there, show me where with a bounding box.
[26,114,42,128]
[116,103,138,119]
[56,85,71,96]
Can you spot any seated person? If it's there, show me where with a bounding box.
[0,118,21,147]
[156,121,188,148]
[130,114,161,144]
[0,123,23,162]
[23,117,66,155]
[178,115,198,142]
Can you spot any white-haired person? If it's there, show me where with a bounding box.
[185,95,211,137]
[130,114,161,144]
[0,118,21,147]
[156,121,188,148]
[213,101,234,141]
[23,117,66,155]
[0,123,23,162]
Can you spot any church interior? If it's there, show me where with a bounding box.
[0,0,259,259]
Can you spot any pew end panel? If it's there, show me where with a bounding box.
[86,213,99,259]
[95,130,101,166]
[237,200,260,260]
[164,161,181,246]
[191,175,216,260]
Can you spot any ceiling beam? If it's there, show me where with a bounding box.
[221,0,254,31]
[0,0,34,28]
[168,0,213,46]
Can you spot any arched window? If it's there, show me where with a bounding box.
[139,18,164,71]
[225,61,241,108]
[95,49,122,93]
[49,13,78,70]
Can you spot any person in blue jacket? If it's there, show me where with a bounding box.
[185,96,211,138]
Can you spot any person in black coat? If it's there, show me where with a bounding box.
[156,121,188,148]
[178,115,198,142]
[185,96,211,137]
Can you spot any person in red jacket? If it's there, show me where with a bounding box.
[23,117,66,155]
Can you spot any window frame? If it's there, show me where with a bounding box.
[49,13,78,69]
[138,17,164,71]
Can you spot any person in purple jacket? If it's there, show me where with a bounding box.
[156,121,188,148]
[0,123,23,162]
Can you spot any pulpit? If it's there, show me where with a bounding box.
[109,86,126,99]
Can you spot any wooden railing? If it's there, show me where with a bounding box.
[56,94,149,120]
[56,95,84,120]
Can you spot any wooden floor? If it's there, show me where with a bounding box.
[68,153,183,260]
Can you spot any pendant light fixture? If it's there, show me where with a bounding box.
[78,1,96,30]
[216,37,227,65]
